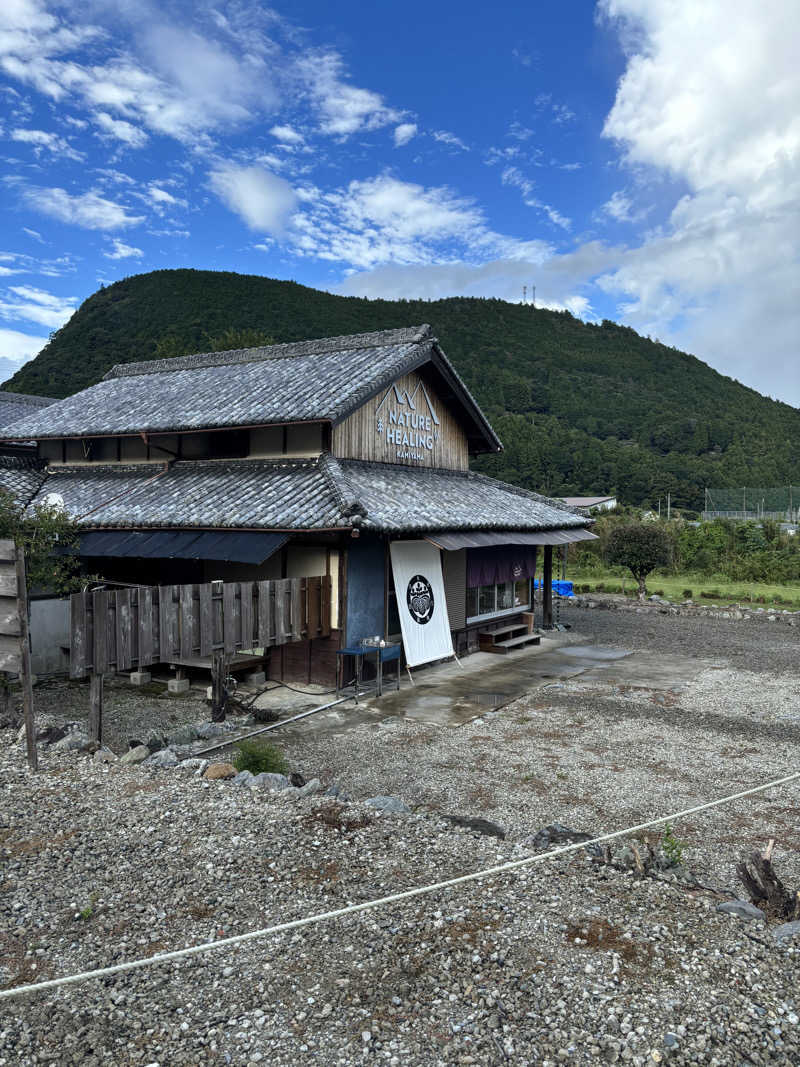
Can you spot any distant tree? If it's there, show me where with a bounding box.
[154,327,275,362]
[606,521,673,601]
[204,327,275,352]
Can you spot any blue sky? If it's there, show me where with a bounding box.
[1,0,798,404]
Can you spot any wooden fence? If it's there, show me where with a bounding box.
[70,576,331,679]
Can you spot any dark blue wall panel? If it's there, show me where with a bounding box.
[346,535,385,645]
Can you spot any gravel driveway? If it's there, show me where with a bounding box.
[1,610,799,1066]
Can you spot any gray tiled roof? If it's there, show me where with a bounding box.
[4,325,499,453]
[0,456,47,504]
[0,391,55,431]
[27,454,586,534]
[28,459,345,530]
[339,461,588,534]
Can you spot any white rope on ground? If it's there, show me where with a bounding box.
[1,768,797,1002]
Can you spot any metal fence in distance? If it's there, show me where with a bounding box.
[702,487,800,522]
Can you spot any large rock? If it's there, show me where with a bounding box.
[120,744,150,765]
[442,814,506,839]
[53,727,89,752]
[527,823,594,850]
[168,724,198,747]
[295,777,321,798]
[232,770,254,787]
[717,900,766,922]
[772,920,800,942]
[203,762,236,780]
[143,747,180,768]
[250,772,291,791]
[365,795,410,814]
[93,746,117,765]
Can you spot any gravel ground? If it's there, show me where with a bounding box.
[1,612,799,1066]
[558,601,800,675]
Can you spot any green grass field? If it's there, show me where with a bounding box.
[569,570,800,609]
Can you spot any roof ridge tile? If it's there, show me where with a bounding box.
[104,324,434,381]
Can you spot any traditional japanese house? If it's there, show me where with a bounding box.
[3,325,595,682]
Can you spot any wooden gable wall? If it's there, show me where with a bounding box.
[332,369,469,471]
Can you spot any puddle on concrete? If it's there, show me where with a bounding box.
[558,646,631,661]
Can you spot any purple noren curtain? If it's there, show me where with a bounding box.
[467,546,537,587]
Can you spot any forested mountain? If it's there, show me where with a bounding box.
[5,269,798,510]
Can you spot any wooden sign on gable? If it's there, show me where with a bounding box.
[332,370,469,470]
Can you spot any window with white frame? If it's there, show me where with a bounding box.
[466,577,531,622]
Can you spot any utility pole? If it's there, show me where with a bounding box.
[532,285,536,308]
[667,492,671,521]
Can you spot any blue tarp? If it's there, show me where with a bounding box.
[533,578,574,597]
[78,529,287,564]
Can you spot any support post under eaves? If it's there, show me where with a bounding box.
[542,545,553,629]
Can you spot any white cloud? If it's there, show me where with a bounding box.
[144,184,187,214]
[19,185,144,230]
[22,226,43,242]
[432,130,469,151]
[93,111,148,148]
[298,50,401,137]
[595,0,800,401]
[103,237,142,259]
[289,174,552,271]
[269,123,304,145]
[0,284,77,329]
[332,242,612,311]
[534,93,575,124]
[601,190,649,223]
[0,328,47,367]
[208,162,297,233]
[0,2,276,145]
[501,166,571,230]
[393,122,417,147]
[11,126,83,161]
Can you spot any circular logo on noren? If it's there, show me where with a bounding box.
[407,574,434,625]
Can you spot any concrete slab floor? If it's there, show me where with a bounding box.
[271,629,719,740]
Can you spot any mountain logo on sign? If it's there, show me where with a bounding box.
[375,379,441,458]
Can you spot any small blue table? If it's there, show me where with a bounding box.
[336,641,401,700]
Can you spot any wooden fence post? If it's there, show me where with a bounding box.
[14,546,36,772]
[88,671,103,745]
[210,651,226,722]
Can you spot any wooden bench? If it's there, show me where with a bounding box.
[478,621,541,655]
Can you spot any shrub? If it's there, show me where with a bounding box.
[233,739,288,776]
[661,824,685,867]
[595,582,605,592]
[701,589,722,599]
[606,522,673,601]
[682,589,693,599]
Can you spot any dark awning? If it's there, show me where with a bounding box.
[78,529,288,564]
[425,528,597,550]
